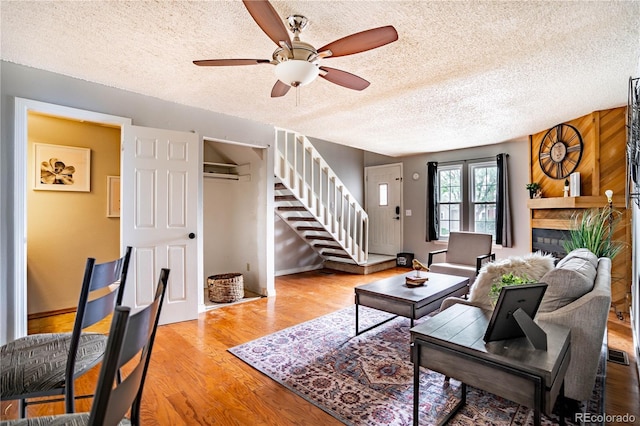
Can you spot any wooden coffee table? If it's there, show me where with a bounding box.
[354,271,469,335]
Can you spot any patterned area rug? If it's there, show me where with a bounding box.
[229,306,604,425]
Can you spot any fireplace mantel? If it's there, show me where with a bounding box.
[526,195,625,210]
[528,195,626,231]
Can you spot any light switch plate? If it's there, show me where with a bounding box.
[406,210,412,216]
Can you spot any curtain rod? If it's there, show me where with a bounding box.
[434,154,506,166]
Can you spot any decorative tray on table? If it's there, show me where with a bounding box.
[405,276,428,287]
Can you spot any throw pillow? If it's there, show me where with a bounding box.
[538,268,594,313]
[556,248,598,284]
[556,248,598,269]
[469,251,556,310]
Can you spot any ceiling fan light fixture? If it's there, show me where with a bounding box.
[275,60,319,87]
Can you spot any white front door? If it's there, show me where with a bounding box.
[122,125,199,325]
[365,163,403,255]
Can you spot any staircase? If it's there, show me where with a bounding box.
[274,128,368,265]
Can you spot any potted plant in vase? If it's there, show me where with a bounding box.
[526,182,541,199]
[563,206,624,259]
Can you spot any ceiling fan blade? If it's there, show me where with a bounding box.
[271,80,291,97]
[319,67,370,91]
[242,0,292,48]
[318,26,398,58]
[193,59,271,66]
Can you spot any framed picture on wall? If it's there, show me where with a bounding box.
[107,176,120,217]
[33,143,91,192]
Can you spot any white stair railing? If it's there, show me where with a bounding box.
[275,128,368,264]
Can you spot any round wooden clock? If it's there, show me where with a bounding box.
[538,123,583,179]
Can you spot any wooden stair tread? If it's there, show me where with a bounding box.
[307,235,334,241]
[325,252,351,259]
[274,171,362,265]
[277,206,307,211]
[314,244,342,250]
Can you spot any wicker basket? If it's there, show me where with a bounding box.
[208,273,244,303]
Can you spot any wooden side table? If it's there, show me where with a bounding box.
[411,304,571,426]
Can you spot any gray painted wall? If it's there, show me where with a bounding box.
[308,136,365,206]
[365,139,532,263]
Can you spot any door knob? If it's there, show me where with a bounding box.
[188,233,196,239]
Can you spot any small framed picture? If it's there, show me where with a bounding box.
[34,143,91,192]
[107,176,120,217]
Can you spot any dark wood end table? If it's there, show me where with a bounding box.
[411,303,571,426]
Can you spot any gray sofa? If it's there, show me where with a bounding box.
[440,249,611,402]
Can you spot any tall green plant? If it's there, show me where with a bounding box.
[563,206,623,259]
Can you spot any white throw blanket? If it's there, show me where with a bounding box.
[468,251,556,310]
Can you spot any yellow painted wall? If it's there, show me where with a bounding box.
[27,113,120,315]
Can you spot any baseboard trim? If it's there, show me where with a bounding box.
[28,307,76,320]
[631,305,640,384]
[275,264,324,277]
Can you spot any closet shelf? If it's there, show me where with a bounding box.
[202,172,251,182]
[203,161,238,168]
[202,161,251,182]
[203,172,239,180]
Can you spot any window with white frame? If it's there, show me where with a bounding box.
[437,161,497,239]
[437,165,462,237]
[470,162,497,236]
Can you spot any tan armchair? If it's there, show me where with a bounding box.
[427,231,494,286]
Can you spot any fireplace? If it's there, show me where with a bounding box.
[531,228,568,260]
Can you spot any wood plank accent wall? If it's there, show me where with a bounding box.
[528,107,632,313]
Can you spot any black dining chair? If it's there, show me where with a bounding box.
[1,247,132,417]
[0,268,169,426]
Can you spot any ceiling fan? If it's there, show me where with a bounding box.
[193,0,398,97]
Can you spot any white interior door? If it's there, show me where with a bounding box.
[365,163,403,255]
[122,124,199,325]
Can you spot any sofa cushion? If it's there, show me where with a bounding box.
[428,263,476,279]
[538,267,594,313]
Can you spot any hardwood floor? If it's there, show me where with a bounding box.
[3,267,639,424]
[604,310,640,421]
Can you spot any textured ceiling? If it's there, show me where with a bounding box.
[2,1,639,156]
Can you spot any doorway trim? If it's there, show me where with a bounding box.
[202,135,276,297]
[364,162,404,255]
[12,97,131,339]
